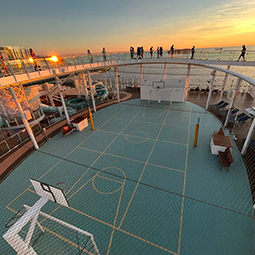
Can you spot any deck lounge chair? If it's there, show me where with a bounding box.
[208,101,226,109]
[216,107,239,116]
[229,113,251,125]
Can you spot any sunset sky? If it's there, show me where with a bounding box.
[1,0,255,55]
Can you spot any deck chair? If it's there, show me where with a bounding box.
[209,101,225,109]
[236,114,251,125]
[216,107,239,116]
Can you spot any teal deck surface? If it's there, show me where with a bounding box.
[0,99,254,255]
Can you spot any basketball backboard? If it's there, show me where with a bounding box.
[30,179,69,207]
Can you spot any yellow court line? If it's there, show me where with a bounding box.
[96,174,123,184]
[6,203,177,255]
[106,184,125,255]
[104,150,185,173]
[118,107,171,229]
[42,108,143,226]
[116,227,178,255]
[177,109,192,255]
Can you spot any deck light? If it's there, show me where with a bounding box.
[29,58,34,63]
[49,55,58,62]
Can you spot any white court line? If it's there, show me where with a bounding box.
[177,109,192,255]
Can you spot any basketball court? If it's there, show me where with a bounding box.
[0,99,254,254]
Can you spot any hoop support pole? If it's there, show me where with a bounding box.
[193,118,200,147]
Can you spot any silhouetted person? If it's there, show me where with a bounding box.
[157,47,160,58]
[30,48,41,71]
[130,46,134,59]
[190,46,195,59]
[137,47,141,59]
[87,49,93,63]
[159,47,163,57]
[150,46,153,58]
[141,46,144,58]
[170,45,174,58]
[237,45,246,61]
[102,47,106,61]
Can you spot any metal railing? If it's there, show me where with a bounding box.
[1,49,255,83]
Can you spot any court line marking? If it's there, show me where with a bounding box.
[106,184,125,255]
[6,105,130,224]
[92,167,126,195]
[118,106,171,229]
[96,174,123,184]
[77,147,185,174]
[97,129,188,146]
[32,107,144,251]
[125,131,149,144]
[5,103,188,254]
[6,192,176,255]
[177,108,192,255]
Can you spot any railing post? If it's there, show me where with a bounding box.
[115,67,120,103]
[87,70,96,112]
[9,87,39,150]
[163,63,167,79]
[205,70,217,110]
[72,56,77,70]
[241,118,255,155]
[56,77,71,124]
[140,64,143,79]
[45,58,52,75]
[219,65,230,101]
[224,78,241,127]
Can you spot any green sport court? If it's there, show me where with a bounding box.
[0,99,253,255]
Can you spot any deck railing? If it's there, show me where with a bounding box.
[1,49,255,84]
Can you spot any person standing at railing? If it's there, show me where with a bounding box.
[157,47,160,58]
[170,45,174,58]
[30,48,41,71]
[150,46,153,58]
[159,47,163,57]
[87,49,93,63]
[137,47,141,59]
[141,46,144,58]
[237,45,246,61]
[190,46,195,59]
[130,46,134,59]
[102,47,107,62]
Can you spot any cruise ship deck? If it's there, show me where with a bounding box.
[0,53,255,254]
[0,98,254,254]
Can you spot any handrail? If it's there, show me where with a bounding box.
[1,59,255,90]
[1,49,255,88]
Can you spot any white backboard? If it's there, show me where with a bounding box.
[30,179,69,207]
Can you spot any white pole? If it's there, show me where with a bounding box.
[56,78,71,124]
[241,118,255,155]
[9,87,39,150]
[81,73,89,100]
[219,65,230,101]
[205,70,217,110]
[115,67,120,103]
[87,70,96,112]
[163,62,167,79]
[224,78,241,127]
[140,64,143,79]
